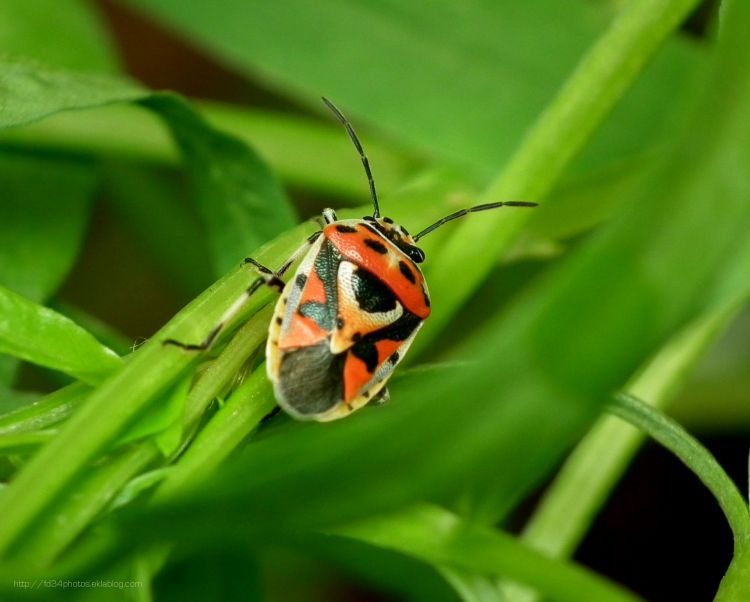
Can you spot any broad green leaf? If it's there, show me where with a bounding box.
[0,102,416,201]
[0,150,96,386]
[0,2,117,299]
[0,152,96,302]
[0,58,144,128]
[122,0,701,180]
[0,285,121,385]
[0,56,296,278]
[0,0,118,382]
[102,163,213,297]
[142,96,297,275]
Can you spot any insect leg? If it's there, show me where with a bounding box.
[372,386,390,405]
[165,232,322,352]
[164,272,283,351]
[246,231,322,279]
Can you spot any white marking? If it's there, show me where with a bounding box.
[331,261,403,355]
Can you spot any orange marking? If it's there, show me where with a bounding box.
[301,267,326,304]
[343,352,374,402]
[325,224,431,319]
[375,339,401,364]
[279,314,327,350]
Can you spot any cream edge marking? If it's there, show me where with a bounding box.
[266,234,324,381]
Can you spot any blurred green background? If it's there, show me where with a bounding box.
[1,1,749,601]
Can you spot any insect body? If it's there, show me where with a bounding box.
[267,214,431,420]
[166,98,535,421]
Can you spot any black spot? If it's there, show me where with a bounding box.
[336,317,344,329]
[363,391,371,398]
[383,217,394,224]
[352,266,397,313]
[399,260,416,284]
[352,332,362,342]
[389,351,400,364]
[370,311,422,343]
[299,301,333,330]
[351,341,379,373]
[364,238,388,254]
[275,317,283,325]
[401,225,410,236]
[336,224,358,233]
[363,216,377,222]
[348,313,420,375]
[423,285,431,308]
[295,273,307,289]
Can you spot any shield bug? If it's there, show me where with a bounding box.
[166,98,536,421]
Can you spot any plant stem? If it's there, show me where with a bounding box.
[418,0,701,353]
[608,394,750,602]
[519,303,743,557]
[3,307,274,564]
[154,366,275,501]
[0,244,290,557]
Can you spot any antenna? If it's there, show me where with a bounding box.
[413,201,538,242]
[322,97,381,218]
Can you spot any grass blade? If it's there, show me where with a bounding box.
[0,285,121,385]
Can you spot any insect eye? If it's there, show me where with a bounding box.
[407,246,425,263]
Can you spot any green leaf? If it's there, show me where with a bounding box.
[335,505,642,602]
[102,163,213,297]
[117,375,192,454]
[610,394,750,557]
[0,58,144,129]
[51,301,133,358]
[0,0,120,386]
[0,285,121,385]
[417,0,705,353]
[142,95,297,276]
[0,382,89,437]
[0,101,416,202]
[0,57,296,276]
[0,386,40,419]
[122,0,701,180]
[608,394,750,602]
[0,151,96,302]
